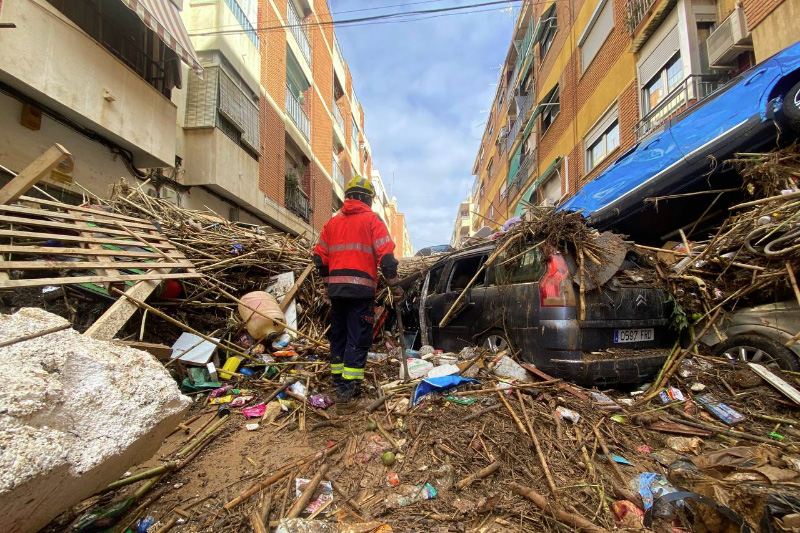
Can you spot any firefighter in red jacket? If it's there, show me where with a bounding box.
[313,176,402,410]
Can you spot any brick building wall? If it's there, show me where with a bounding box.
[742,0,785,31]
[259,1,288,205]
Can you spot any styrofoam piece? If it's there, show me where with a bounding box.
[492,355,532,382]
[170,332,219,364]
[426,364,460,378]
[0,308,190,533]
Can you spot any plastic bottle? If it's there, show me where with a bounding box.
[218,356,243,379]
[385,483,437,508]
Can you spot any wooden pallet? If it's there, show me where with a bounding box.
[0,196,201,289]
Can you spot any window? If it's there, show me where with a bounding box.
[351,118,359,150]
[448,255,488,292]
[585,107,620,171]
[643,54,683,113]
[539,172,561,206]
[185,66,260,160]
[488,205,494,219]
[488,121,494,139]
[500,182,508,200]
[579,0,614,72]
[537,4,558,59]
[494,247,545,284]
[460,209,469,217]
[487,157,494,177]
[479,183,485,199]
[427,265,445,295]
[540,85,560,134]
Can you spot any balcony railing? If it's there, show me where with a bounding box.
[333,102,345,132]
[625,0,658,34]
[287,0,311,66]
[286,84,310,140]
[634,74,728,140]
[332,156,345,189]
[507,154,536,203]
[285,185,311,221]
[506,90,536,153]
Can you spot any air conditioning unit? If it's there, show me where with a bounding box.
[707,6,752,68]
[498,126,508,139]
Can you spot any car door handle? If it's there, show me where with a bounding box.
[744,69,767,86]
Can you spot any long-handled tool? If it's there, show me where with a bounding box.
[394,302,411,381]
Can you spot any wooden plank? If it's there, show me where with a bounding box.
[0,203,157,231]
[70,210,122,293]
[18,195,156,225]
[280,264,314,313]
[0,260,194,270]
[0,214,169,242]
[0,144,71,204]
[748,362,800,405]
[84,280,163,340]
[0,272,202,289]
[0,245,185,259]
[111,340,173,361]
[0,229,178,250]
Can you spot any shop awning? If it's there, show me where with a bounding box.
[120,0,203,75]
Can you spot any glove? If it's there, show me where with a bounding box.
[391,285,404,303]
[386,278,404,303]
[322,285,331,305]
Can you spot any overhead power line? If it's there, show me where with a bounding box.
[189,0,522,38]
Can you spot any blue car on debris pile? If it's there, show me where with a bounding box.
[561,39,800,239]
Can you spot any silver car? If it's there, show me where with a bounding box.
[701,301,800,371]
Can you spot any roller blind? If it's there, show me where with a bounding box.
[580,0,614,72]
[637,24,680,85]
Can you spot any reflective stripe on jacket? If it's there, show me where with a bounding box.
[313,199,397,299]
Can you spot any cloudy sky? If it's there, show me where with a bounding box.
[330,1,517,253]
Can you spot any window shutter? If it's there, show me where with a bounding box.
[585,105,618,148]
[581,0,614,72]
[218,70,260,153]
[185,67,218,128]
[637,24,680,85]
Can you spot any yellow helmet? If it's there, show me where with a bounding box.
[345,175,375,198]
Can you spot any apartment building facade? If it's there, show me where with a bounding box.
[257,0,376,235]
[0,0,388,238]
[466,0,799,229]
[450,195,476,249]
[0,0,194,204]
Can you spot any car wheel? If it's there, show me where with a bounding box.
[712,334,800,371]
[482,331,511,353]
[783,80,800,124]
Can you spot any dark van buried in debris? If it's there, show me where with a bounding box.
[414,240,678,386]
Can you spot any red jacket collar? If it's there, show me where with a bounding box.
[342,198,371,215]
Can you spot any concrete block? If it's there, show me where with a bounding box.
[0,308,191,533]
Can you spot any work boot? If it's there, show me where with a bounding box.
[334,380,362,415]
[331,373,344,392]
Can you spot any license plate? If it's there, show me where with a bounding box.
[614,328,654,343]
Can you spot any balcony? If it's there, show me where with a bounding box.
[507,153,536,203]
[626,0,677,51]
[332,156,345,189]
[506,90,536,153]
[285,185,311,222]
[286,84,310,140]
[1,0,177,167]
[635,74,728,140]
[287,0,312,66]
[333,102,345,132]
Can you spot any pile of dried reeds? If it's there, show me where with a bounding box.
[105,182,329,346]
[645,144,800,318]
